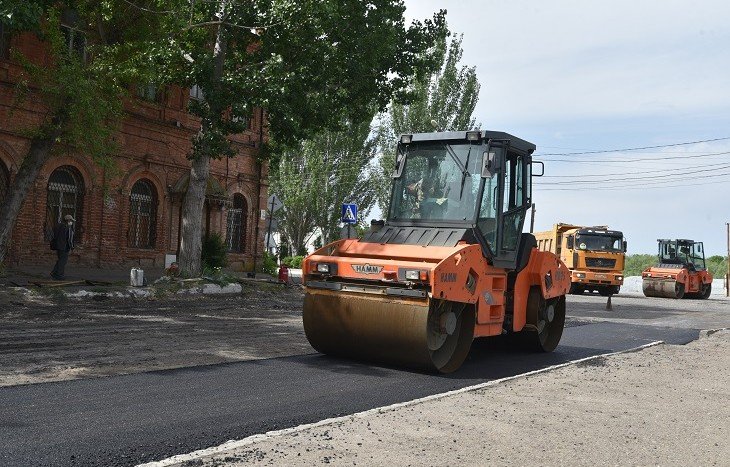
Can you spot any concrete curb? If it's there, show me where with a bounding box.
[139,340,665,467]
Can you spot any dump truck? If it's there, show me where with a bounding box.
[642,239,713,299]
[534,224,626,296]
[301,130,570,373]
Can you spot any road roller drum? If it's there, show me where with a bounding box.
[642,278,685,299]
[303,289,474,372]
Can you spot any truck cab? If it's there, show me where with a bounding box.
[535,224,627,296]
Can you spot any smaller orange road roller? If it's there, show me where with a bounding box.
[642,239,713,299]
[301,131,570,373]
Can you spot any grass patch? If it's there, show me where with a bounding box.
[32,286,68,303]
[151,280,183,298]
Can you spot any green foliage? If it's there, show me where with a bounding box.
[707,256,729,278]
[201,267,238,286]
[0,1,48,32]
[117,0,447,274]
[271,118,379,253]
[624,254,656,277]
[355,223,369,239]
[201,232,228,270]
[280,255,305,269]
[8,7,125,172]
[624,254,729,278]
[131,0,447,160]
[260,251,277,276]
[373,34,481,214]
[278,238,290,259]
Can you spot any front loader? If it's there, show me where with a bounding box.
[302,131,570,373]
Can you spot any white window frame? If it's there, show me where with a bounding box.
[189,84,205,101]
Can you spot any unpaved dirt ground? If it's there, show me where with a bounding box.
[0,284,309,386]
[1,282,728,388]
[170,330,730,467]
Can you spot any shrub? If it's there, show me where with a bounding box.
[281,255,305,268]
[260,251,277,275]
[201,232,228,270]
[624,254,728,277]
[624,254,656,276]
[707,256,728,278]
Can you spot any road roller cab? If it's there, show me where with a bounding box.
[642,239,713,299]
[302,130,571,372]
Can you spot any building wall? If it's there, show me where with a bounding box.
[0,31,268,272]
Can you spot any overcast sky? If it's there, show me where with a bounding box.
[402,0,730,256]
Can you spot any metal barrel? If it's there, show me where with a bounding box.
[303,288,474,373]
[642,278,683,298]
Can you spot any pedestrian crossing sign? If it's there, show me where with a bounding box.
[341,203,358,224]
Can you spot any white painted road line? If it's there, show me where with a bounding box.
[139,340,664,467]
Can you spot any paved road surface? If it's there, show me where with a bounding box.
[0,319,698,466]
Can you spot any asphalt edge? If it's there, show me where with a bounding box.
[139,340,665,467]
[699,327,729,338]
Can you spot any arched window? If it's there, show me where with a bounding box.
[129,179,157,248]
[46,165,84,240]
[0,161,9,203]
[226,194,248,252]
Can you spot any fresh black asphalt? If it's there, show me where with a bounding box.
[0,321,698,466]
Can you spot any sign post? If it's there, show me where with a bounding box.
[266,194,284,255]
[341,203,358,239]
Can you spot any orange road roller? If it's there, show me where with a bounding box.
[642,239,713,299]
[302,131,570,373]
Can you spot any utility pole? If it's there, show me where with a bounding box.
[726,222,729,297]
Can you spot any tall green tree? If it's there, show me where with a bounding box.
[271,118,378,255]
[373,34,480,215]
[132,0,446,276]
[0,1,154,263]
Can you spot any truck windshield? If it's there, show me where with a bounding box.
[389,142,483,222]
[575,234,623,252]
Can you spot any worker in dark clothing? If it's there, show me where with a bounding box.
[51,214,75,280]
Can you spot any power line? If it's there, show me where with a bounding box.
[535,172,730,191]
[538,170,730,188]
[538,150,730,163]
[536,164,730,185]
[541,160,730,178]
[535,137,730,156]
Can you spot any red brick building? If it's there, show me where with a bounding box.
[0,27,268,272]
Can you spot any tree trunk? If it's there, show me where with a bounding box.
[177,0,227,276]
[0,127,62,264]
[178,151,210,276]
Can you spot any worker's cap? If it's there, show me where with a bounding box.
[63,214,76,222]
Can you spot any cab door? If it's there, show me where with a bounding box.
[493,149,531,269]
